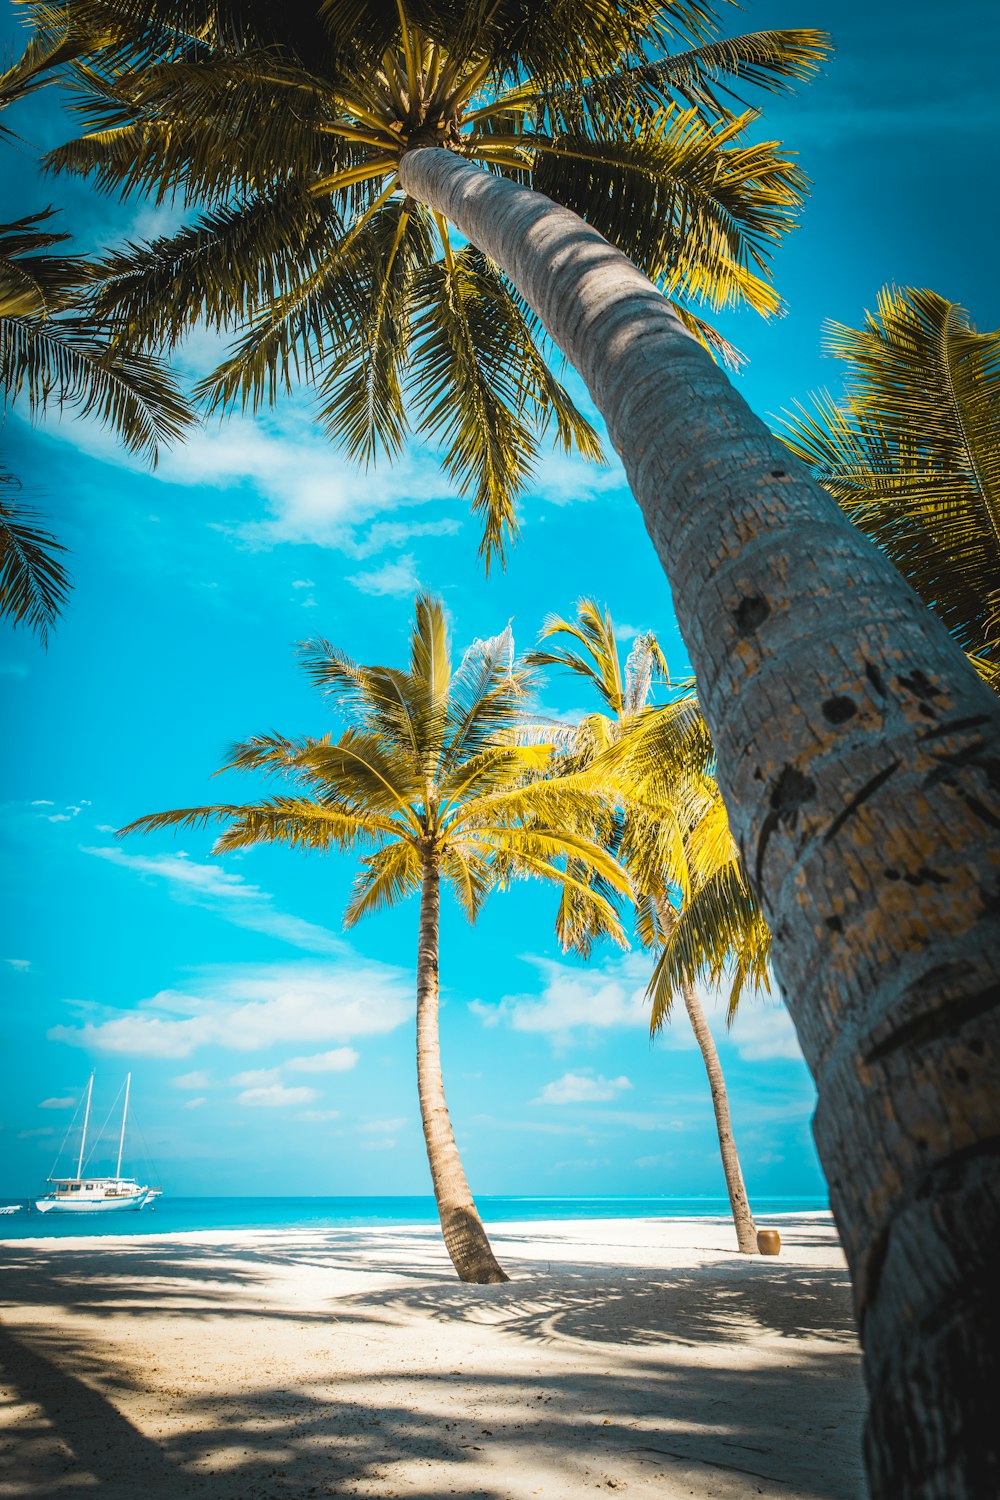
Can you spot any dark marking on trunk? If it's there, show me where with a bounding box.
[754,766,816,887]
[863,973,998,1065]
[898,668,943,701]
[865,660,887,697]
[823,695,858,724]
[902,866,949,888]
[823,761,901,846]
[826,915,843,932]
[920,714,992,741]
[734,595,770,634]
[961,792,1000,833]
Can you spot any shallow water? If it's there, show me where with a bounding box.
[0,1193,828,1240]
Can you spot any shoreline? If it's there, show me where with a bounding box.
[0,1214,863,1498]
[0,1206,835,1250]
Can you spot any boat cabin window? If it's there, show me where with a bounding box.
[70,1183,81,1191]
[57,1184,68,1192]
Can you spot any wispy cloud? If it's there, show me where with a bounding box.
[39,1095,77,1110]
[471,954,651,1040]
[4,958,31,972]
[349,553,421,598]
[236,1083,319,1108]
[83,846,344,955]
[726,1002,802,1063]
[50,959,413,1059]
[172,1070,212,1090]
[286,1047,359,1074]
[535,1072,633,1105]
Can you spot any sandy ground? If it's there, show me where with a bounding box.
[0,1215,865,1500]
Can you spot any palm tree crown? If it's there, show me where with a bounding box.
[28,0,828,562]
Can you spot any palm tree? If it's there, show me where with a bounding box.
[1,34,193,640]
[778,286,1000,687]
[121,593,628,1283]
[527,600,760,1253]
[30,1,825,565]
[25,6,1000,1488]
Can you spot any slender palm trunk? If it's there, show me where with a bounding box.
[653,896,757,1252]
[683,978,758,1254]
[416,856,508,1283]
[399,147,1000,1497]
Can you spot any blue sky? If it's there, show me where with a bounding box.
[2,1,997,1199]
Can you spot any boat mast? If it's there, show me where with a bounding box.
[75,1073,94,1180]
[115,1072,131,1179]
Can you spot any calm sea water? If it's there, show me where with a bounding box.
[0,1194,828,1240]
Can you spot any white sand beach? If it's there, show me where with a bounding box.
[0,1214,864,1500]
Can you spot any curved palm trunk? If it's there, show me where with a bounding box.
[399,147,1000,1496]
[681,978,758,1254]
[653,896,757,1252]
[416,857,509,1284]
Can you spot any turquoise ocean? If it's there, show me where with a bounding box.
[0,1194,828,1240]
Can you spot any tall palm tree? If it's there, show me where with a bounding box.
[778,286,1000,687]
[29,0,824,565]
[25,6,1000,1488]
[121,594,628,1283]
[527,600,760,1253]
[1,34,193,640]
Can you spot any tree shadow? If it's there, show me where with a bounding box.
[0,1228,865,1499]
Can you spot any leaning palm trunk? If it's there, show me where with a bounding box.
[416,860,508,1284]
[681,977,758,1254]
[399,148,1000,1495]
[653,894,757,1253]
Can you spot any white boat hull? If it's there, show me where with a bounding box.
[34,1192,149,1214]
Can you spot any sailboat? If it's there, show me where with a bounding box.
[34,1073,157,1214]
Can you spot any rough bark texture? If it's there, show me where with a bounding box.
[399,146,1000,1497]
[416,858,508,1284]
[680,979,759,1254]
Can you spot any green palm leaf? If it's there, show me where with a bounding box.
[778,287,1000,668]
[0,481,71,643]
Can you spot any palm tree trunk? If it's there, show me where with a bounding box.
[399,147,1000,1497]
[416,855,508,1283]
[653,895,757,1253]
[682,978,759,1254]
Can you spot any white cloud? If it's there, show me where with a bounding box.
[291,579,315,589]
[83,846,344,955]
[349,554,421,598]
[536,1072,633,1105]
[237,1083,320,1108]
[5,958,31,972]
[30,799,54,806]
[231,1067,282,1088]
[39,1096,77,1110]
[472,954,651,1039]
[184,1097,208,1110]
[173,1070,211,1090]
[286,1047,359,1074]
[726,1002,802,1062]
[50,959,414,1059]
[297,1108,341,1123]
[359,1117,406,1134]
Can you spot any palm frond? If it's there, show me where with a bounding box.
[778,287,1000,664]
[0,314,192,459]
[0,487,71,643]
[344,837,422,924]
